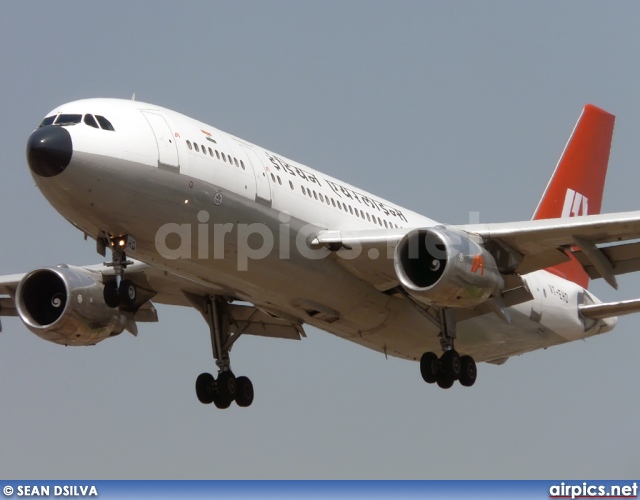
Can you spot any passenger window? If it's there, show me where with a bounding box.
[202,144,207,153]
[277,176,282,185]
[95,115,115,131]
[187,140,192,150]
[222,152,226,162]
[84,114,99,128]
[194,143,200,152]
[55,114,82,126]
[313,191,318,200]
[208,147,213,156]
[301,186,306,195]
[240,160,245,170]
[319,193,324,202]
[234,158,239,167]
[384,220,389,228]
[289,180,294,190]
[215,150,220,159]
[39,116,56,127]
[271,173,276,182]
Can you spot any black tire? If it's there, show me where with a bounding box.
[213,393,232,409]
[103,281,119,308]
[217,370,237,399]
[119,279,137,309]
[195,372,215,404]
[440,350,461,380]
[235,376,254,407]
[420,352,439,384]
[436,373,454,389]
[459,355,477,387]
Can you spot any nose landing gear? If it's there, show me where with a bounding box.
[102,235,137,309]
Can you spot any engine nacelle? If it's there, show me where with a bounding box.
[15,265,127,346]
[394,227,504,308]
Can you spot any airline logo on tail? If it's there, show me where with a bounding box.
[561,188,589,217]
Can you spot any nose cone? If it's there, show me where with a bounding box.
[26,126,73,177]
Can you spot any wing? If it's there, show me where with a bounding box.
[0,261,305,341]
[460,211,640,288]
[313,210,640,291]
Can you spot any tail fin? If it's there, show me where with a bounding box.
[532,104,615,289]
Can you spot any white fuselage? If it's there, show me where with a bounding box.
[30,98,615,364]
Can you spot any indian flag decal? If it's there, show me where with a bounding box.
[201,129,216,143]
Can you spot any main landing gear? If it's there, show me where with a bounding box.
[419,309,477,389]
[194,296,254,409]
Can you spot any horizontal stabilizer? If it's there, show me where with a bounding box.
[579,298,640,320]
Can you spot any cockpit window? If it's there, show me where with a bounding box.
[39,115,56,127]
[84,114,99,128]
[95,115,115,131]
[55,114,82,126]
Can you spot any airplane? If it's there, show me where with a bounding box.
[2,98,640,409]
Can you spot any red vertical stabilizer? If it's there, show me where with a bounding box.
[532,104,615,289]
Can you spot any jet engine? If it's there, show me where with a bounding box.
[394,227,504,308]
[15,265,127,346]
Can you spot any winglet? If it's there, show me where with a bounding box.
[532,104,615,289]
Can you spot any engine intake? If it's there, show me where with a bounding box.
[394,227,504,308]
[16,266,126,346]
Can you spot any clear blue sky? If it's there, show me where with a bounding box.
[1,1,639,478]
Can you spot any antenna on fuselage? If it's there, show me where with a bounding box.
[131,92,136,101]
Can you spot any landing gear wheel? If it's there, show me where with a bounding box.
[195,372,215,404]
[119,279,137,309]
[212,393,233,409]
[103,281,119,308]
[459,355,477,387]
[235,376,254,407]
[436,373,454,389]
[440,350,461,380]
[201,297,256,409]
[420,352,439,384]
[217,371,237,400]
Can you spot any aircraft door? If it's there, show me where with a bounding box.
[242,146,272,206]
[142,111,180,171]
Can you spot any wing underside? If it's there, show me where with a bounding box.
[0,262,305,341]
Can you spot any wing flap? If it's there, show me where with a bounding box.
[227,304,304,340]
[573,241,640,279]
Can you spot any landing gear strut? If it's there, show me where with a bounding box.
[419,308,477,389]
[102,235,138,310]
[194,296,254,409]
